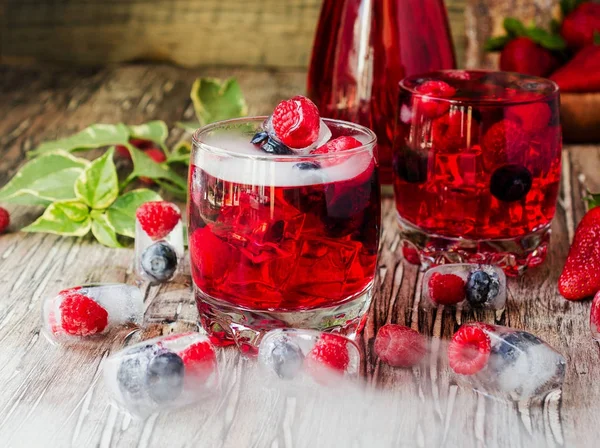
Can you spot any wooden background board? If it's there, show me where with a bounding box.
[0,0,471,68]
[1,64,600,446]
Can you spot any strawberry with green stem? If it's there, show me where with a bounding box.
[560,0,600,50]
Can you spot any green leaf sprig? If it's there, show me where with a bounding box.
[484,17,567,52]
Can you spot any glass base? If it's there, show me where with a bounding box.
[396,213,551,277]
[194,285,373,355]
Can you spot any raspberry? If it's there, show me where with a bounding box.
[140,148,167,185]
[59,293,108,336]
[428,273,466,305]
[179,340,217,383]
[375,324,427,368]
[272,96,320,149]
[415,81,456,118]
[313,136,362,154]
[305,333,350,379]
[402,244,421,265]
[481,119,530,168]
[0,207,10,233]
[59,286,83,297]
[188,227,233,288]
[136,201,181,241]
[115,138,156,160]
[429,112,480,153]
[447,325,491,375]
[505,103,551,133]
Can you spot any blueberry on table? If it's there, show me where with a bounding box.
[488,331,544,373]
[117,345,160,400]
[490,164,532,202]
[465,269,500,307]
[146,352,185,403]
[141,242,178,283]
[270,337,304,380]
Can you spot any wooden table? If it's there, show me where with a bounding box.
[0,64,599,448]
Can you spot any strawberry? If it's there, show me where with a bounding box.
[304,333,350,381]
[505,103,551,133]
[140,148,167,185]
[590,290,600,337]
[414,80,456,118]
[374,324,427,368]
[59,293,108,336]
[428,273,466,305]
[179,340,217,383]
[481,119,530,168]
[136,201,181,240]
[558,206,600,300]
[499,37,560,77]
[447,324,491,375]
[550,45,600,93]
[272,96,320,149]
[0,207,10,233]
[402,243,421,265]
[313,136,362,154]
[560,2,600,50]
[429,111,480,153]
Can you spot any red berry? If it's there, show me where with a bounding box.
[429,111,480,153]
[560,2,600,50]
[550,45,600,94]
[305,333,350,378]
[591,291,600,336]
[115,138,156,161]
[179,340,217,382]
[0,207,10,233]
[136,201,181,241]
[499,37,559,77]
[402,244,421,265]
[505,103,551,133]
[428,272,466,305]
[272,95,320,149]
[447,325,491,375]
[481,119,529,168]
[115,145,132,160]
[59,286,83,297]
[375,324,427,368]
[188,227,233,288]
[59,293,108,336]
[313,136,362,154]
[414,81,456,118]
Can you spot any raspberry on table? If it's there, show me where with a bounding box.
[59,293,109,336]
[428,272,466,305]
[447,325,491,375]
[179,340,217,383]
[0,207,10,234]
[272,95,321,149]
[375,324,427,368]
[136,201,181,241]
[305,333,350,374]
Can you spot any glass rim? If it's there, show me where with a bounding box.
[191,116,377,161]
[399,69,560,106]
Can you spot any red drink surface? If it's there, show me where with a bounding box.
[307,0,456,185]
[393,71,561,241]
[188,163,380,311]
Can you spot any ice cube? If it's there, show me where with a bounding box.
[421,264,506,310]
[449,323,566,401]
[135,202,184,284]
[103,332,218,418]
[258,329,360,384]
[263,117,332,154]
[42,284,143,345]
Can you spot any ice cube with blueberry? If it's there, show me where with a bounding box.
[103,332,218,418]
[447,323,566,401]
[258,329,359,383]
[135,201,184,284]
[421,264,506,310]
[42,284,144,345]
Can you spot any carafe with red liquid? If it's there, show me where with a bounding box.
[307,0,456,186]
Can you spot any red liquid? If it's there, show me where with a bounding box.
[188,164,380,311]
[307,0,456,185]
[393,71,561,242]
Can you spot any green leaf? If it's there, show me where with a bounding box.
[128,121,169,151]
[29,124,130,156]
[90,210,122,248]
[122,145,187,192]
[167,140,192,165]
[22,200,91,236]
[106,189,162,238]
[75,148,119,209]
[176,121,201,133]
[503,17,527,37]
[586,192,600,209]
[190,77,248,126]
[550,19,561,35]
[155,180,187,200]
[484,35,511,52]
[539,33,567,50]
[0,151,89,206]
[594,30,600,46]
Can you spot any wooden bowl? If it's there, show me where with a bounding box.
[560,92,600,143]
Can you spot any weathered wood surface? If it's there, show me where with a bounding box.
[1,0,467,69]
[0,64,599,447]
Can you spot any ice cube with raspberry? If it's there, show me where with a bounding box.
[258,329,359,384]
[42,284,144,345]
[421,264,506,310]
[447,323,566,401]
[103,332,218,418]
[135,201,184,284]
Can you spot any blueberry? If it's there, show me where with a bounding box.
[270,337,304,380]
[146,352,184,403]
[393,147,428,184]
[489,331,543,370]
[141,242,178,283]
[294,162,321,170]
[117,344,160,400]
[251,131,293,155]
[490,164,532,202]
[251,131,269,145]
[465,269,500,307]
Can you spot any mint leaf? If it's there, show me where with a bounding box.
[29,124,129,156]
[0,151,89,206]
[484,35,511,52]
[106,189,162,238]
[128,121,169,150]
[167,140,192,165]
[75,148,119,209]
[90,210,121,248]
[176,121,201,133]
[122,145,187,192]
[23,200,91,236]
[191,77,248,126]
[503,18,527,37]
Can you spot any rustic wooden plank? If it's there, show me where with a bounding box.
[0,64,598,447]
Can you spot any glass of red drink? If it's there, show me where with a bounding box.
[189,117,380,352]
[392,70,561,276]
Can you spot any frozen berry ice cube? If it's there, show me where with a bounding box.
[42,284,144,345]
[103,332,218,418]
